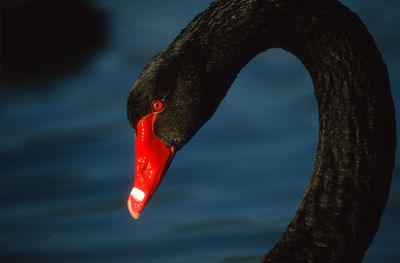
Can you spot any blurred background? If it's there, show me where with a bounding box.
[0,0,399,262]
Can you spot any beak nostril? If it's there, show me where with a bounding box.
[137,158,149,173]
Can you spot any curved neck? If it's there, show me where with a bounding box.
[157,0,396,261]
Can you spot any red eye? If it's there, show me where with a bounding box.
[152,100,164,112]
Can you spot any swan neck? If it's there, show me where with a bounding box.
[153,0,396,261]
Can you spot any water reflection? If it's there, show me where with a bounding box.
[1,0,106,83]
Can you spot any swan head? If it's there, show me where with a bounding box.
[126,50,228,218]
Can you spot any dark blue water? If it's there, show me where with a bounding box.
[1,0,399,262]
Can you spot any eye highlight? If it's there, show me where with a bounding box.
[152,100,164,112]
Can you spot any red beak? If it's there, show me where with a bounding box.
[127,113,175,219]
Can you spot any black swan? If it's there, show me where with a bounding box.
[126,0,396,262]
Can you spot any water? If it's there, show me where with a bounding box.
[1,0,399,262]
